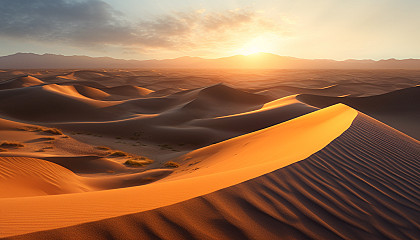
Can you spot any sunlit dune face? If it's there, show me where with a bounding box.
[237,34,279,56]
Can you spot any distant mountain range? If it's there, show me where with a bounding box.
[1,52,419,69]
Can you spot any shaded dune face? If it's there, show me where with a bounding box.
[0,104,356,237]
[7,114,420,240]
[0,69,419,239]
[42,84,314,147]
[298,86,420,139]
[0,85,123,122]
[0,75,44,90]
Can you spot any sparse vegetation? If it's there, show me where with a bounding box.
[18,126,63,135]
[164,161,180,168]
[109,150,128,157]
[0,141,24,148]
[124,157,153,167]
[95,146,111,151]
[42,128,63,135]
[124,159,145,167]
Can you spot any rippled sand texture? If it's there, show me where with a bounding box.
[0,69,418,239]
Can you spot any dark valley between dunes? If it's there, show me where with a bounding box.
[1,0,419,239]
[0,68,419,239]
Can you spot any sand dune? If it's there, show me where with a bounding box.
[50,86,310,147]
[0,69,419,239]
[103,85,154,97]
[0,157,91,198]
[298,86,420,139]
[72,85,111,100]
[190,95,316,132]
[2,105,419,239]
[0,84,124,122]
[0,75,44,90]
[255,82,415,98]
[0,104,357,237]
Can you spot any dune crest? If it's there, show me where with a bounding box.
[0,69,419,239]
[16,113,418,240]
[0,104,357,237]
[0,75,44,90]
[0,157,91,198]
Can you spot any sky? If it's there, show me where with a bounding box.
[0,0,419,60]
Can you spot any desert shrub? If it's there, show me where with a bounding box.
[124,159,145,167]
[109,151,128,157]
[164,161,180,168]
[42,128,63,135]
[124,156,153,167]
[19,126,62,135]
[17,126,43,132]
[0,141,24,148]
[95,146,111,151]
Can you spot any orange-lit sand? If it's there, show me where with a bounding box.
[0,69,418,239]
[0,104,356,237]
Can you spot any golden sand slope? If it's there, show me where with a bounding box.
[0,104,356,238]
[0,157,91,198]
[7,112,419,240]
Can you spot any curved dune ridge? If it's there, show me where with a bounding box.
[0,75,44,90]
[0,155,175,198]
[0,69,419,239]
[48,86,314,147]
[0,157,91,198]
[298,86,420,139]
[44,84,304,147]
[0,84,123,122]
[104,85,154,97]
[5,112,420,240]
[0,104,357,238]
[72,85,111,100]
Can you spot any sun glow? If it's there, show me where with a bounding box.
[237,34,280,56]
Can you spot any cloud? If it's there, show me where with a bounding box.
[0,0,129,43]
[0,0,285,53]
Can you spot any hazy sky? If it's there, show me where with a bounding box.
[1,0,419,60]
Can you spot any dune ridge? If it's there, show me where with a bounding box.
[4,110,419,240]
[0,69,419,239]
[298,86,420,139]
[6,113,419,240]
[0,157,91,198]
[0,104,357,237]
[0,75,44,90]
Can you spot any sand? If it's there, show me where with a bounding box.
[0,69,418,239]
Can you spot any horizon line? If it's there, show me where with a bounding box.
[2,52,420,62]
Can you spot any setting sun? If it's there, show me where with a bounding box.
[0,0,419,239]
[237,34,280,56]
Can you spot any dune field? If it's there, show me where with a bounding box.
[0,69,419,239]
